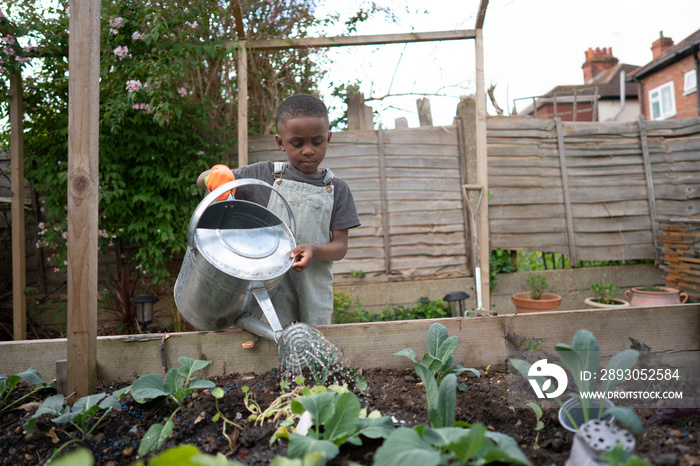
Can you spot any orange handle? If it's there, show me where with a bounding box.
[680,292,689,304]
[624,290,633,301]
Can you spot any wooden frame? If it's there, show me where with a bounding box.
[1,305,697,382]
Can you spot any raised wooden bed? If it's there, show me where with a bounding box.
[1,304,698,383]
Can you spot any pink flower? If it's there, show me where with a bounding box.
[132,31,145,41]
[16,57,31,64]
[126,79,143,92]
[177,87,187,97]
[109,17,124,28]
[185,21,198,29]
[110,28,119,35]
[113,46,132,60]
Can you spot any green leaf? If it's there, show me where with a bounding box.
[373,428,441,466]
[426,323,448,358]
[131,373,169,402]
[294,392,336,427]
[355,416,395,439]
[393,348,418,364]
[287,434,339,462]
[447,422,487,462]
[485,431,534,465]
[322,392,361,443]
[435,373,456,428]
[601,350,639,394]
[436,336,458,367]
[212,387,225,399]
[49,448,94,466]
[17,368,46,386]
[414,363,439,414]
[148,445,199,465]
[189,380,216,390]
[605,406,643,434]
[138,419,175,456]
[177,357,213,383]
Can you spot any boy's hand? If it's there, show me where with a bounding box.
[290,244,315,271]
[205,164,235,201]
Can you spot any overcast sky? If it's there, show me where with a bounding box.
[313,0,700,128]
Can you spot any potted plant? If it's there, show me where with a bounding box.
[584,281,630,309]
[625,285,689,307]
[512,274,562,313]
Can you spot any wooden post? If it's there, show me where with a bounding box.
[416,98,433,127]
[572,89,577,122]
[555,118,577,265]
[67,0,100,397]
[377,126,391,274]
[237,41,248,167]
[10,73,26,341]
[638,116,660,262]
[474,28,490,309]
[457,97,478,273]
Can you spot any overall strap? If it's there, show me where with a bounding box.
[272,161,286,184]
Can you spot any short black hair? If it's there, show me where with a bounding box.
[277,94,329,128]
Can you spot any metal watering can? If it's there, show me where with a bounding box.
[174,179,296,343]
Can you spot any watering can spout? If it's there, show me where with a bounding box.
[235,314,278,343]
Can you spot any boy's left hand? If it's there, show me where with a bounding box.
[290,244,315,271]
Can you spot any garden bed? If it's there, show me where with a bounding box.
[1,364,698,465]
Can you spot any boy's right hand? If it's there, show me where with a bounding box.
[205,164,235,201]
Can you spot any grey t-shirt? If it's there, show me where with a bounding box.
[231,161,361,232]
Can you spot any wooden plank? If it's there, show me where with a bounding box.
[10,73,26,341]
[1,306,697,380]
[67,0,100,397]
[377,127,391,274]
[638,116,660,262]
[237,42,248,167]
[243,29,477,50]
[475,29,490,308]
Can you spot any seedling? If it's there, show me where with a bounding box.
[127,356,215,455]
[1,367,56,414]
[25,392,123,463]
[211,387,243,452]
[286,389,394,464]
[526,402,544,450]
[395,322,480,428]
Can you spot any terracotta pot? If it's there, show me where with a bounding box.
[624,286,689,307]
[512,292,561,313]
[584,297,630,309]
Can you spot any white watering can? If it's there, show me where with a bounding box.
[174,179,296,343]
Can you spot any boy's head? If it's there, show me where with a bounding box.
[276,94,332,176]
[277,93,329,128]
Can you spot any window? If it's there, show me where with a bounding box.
[684,70,697,95]
[648,81,676,120]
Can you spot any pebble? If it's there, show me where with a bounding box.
[551,438,565,452]
[653,453,679,466]
[675,445,691,454]
[24,454,34,462]
[403,375,417,383]
[128,426,139,436]
[94,433,105,444]
[122,446,135,457]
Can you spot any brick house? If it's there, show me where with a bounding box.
[519,47,640,122]
[627,29,700,120]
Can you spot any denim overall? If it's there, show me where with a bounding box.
[261,162,335,326]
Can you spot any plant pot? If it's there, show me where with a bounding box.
[512,292,562,313]
[558,397,615,433]
[584,297,630,309]
[624,286,689,307]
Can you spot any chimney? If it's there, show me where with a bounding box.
[651,31,674,60]
[582,47,618,84]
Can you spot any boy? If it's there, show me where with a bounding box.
[197,94,360,327]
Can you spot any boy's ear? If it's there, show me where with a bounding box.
[326,132,332,143]
[275,135,284,151]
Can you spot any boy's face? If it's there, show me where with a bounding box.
[275,116,332,175]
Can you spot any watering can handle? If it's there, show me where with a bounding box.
[188,179,296,250]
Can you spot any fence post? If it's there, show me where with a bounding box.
[10,73,26,341]
[638,116,660,263]
[377,126,391,274]
[555,118,577,265]
[237,41,248,167]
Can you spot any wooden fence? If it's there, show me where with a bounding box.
[246,116,700,278]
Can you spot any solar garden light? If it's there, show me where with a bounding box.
[133,294,158,331]
[443,291,470,317]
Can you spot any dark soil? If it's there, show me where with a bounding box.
[1,364,698,465]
